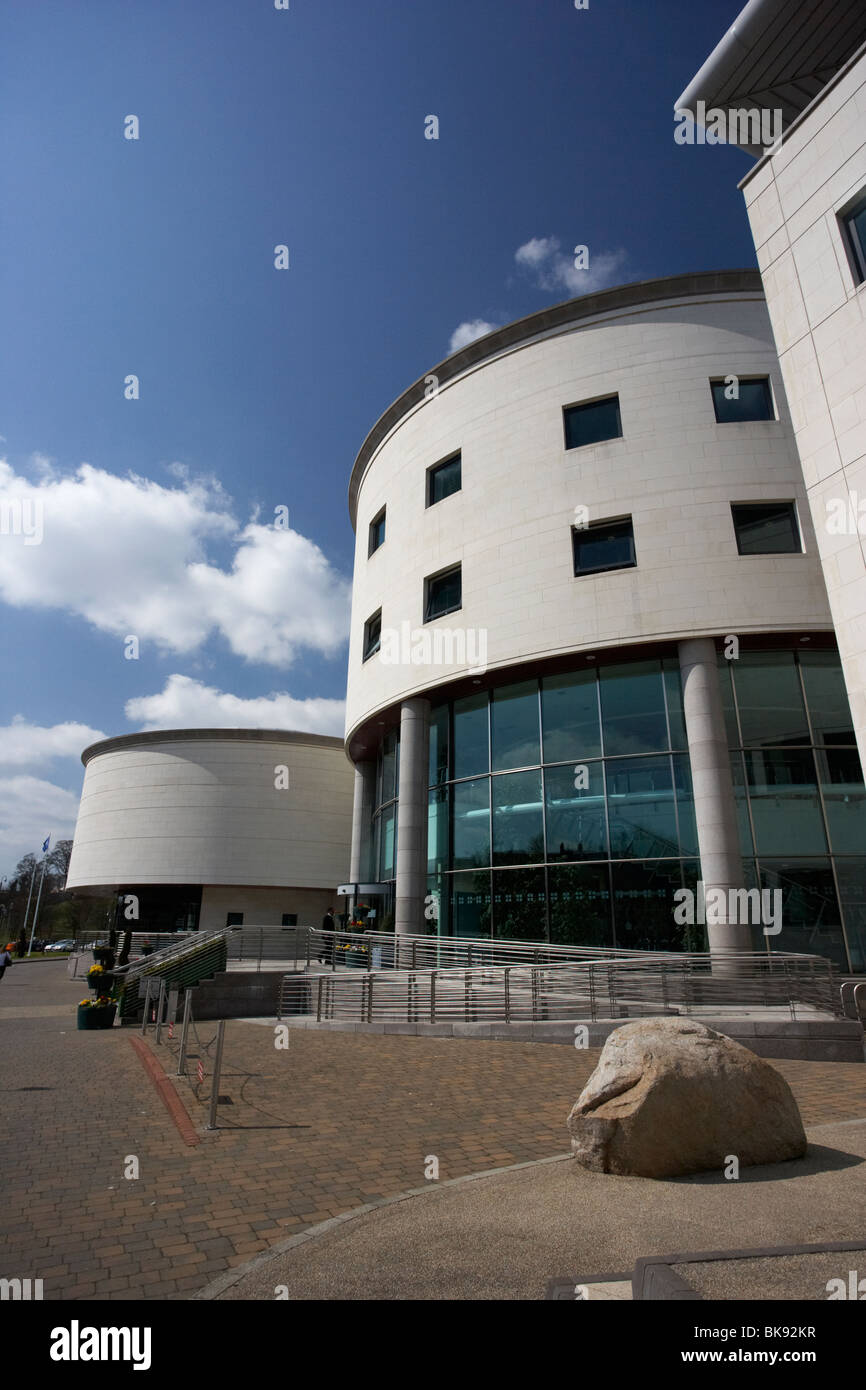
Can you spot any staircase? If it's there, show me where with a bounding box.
[116,931,228,1023]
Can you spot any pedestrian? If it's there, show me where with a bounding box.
[319,907,336,964]
[0,943,13,980]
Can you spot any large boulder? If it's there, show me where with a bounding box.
[567,1017,807,1178]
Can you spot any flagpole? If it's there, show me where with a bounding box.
[28,838,51,956]
[20,858,38,943]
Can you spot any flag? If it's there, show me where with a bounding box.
[42,835,50,854]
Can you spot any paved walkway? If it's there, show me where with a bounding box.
[1,960,865,1300]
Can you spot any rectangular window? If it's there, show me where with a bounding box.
[711,377,774,422]
[363,609,382,661]
[226,912,243,928]
[840,195,866,284]
[564,394,622,450]
[427,452,461,506]
[731,502,800,555]
[281,913,298,927]
[425,564,461,621]
[368,508,386,556]
[572,516,636,577]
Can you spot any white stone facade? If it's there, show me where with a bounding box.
[346,276,832,750]
[66,731,354,912]
[740,46,866,769]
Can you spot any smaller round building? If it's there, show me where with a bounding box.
[65,729,355,933]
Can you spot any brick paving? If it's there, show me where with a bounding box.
[1,960,865,1300]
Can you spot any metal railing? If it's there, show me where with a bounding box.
[278,950,841,1025]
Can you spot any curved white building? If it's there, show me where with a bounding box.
[66,729,354,932]
[345,271,866,970]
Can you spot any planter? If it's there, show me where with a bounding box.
[77,1003,117,1031]
[342,949,369,969]
[93,948,115,967]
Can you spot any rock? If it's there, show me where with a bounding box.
[567,1017,807,1178]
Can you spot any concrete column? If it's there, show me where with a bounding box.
[678,638,751,957]
[395,699,430,936]
[349,759,376,883]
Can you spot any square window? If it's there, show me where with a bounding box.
[731,502,800,555]
[425,565,462,621]
[281,913,298,927]
[563,395,622,450]
[711,377,774,422]
[572,516,636,576]
[363,609,382,660]
[427,453,461,506]
[840,195,866,284]
[226,912,243,928]
[368,508,386,556]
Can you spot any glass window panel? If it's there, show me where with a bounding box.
[379,804,396,880]
[572,518,635,576]
[564,395,622,449]
[491,681,540,771]
[816,747,866,854]
[717,656,741,746]
[731,502,799,554]
[453,777,490,869]
[730,751,755,857]
[381,729,398,804]
[449,870,491,938]
[368,510,386,556]
[427,786,449,875]
[663,658,687,749]
[491,770,544,865]
[743,748,827,855]
[425,566,461,621]
[712,378,774,423]
[427,453,461,506]
[757,859,846,969]
[547,864,613,947]
[544,761,607,860]
[672,754,699,857]
[799,651,856,745]
[834,860,866,972]
[428,704,449,786]
[425,873,448,936]
[453,693,489,780]
[606,754,679,859]
[679,859,709,952]
[541,669,600,763]
[491,868,548,942]
[363,611,381,661]
[600,661,668,755]
[843,200,866,283]
[733,651,810,746]
[611,860,689,951]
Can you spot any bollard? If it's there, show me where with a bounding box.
[207,1020,226,1131]
[177,989,193,1076]
[154,980,167,1044]
[140,978,153,1035]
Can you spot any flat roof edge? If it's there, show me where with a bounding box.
[81,728,346,765]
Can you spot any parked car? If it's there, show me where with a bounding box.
[45,939,75,952]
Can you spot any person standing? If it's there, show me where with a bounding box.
[319,908,336,964]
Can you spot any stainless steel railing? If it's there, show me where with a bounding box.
[278,950,841,1024]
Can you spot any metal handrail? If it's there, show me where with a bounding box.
[279,950,841,1024]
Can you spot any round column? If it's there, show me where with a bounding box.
[349,759,376,883]
[678,637,751,957]
[395,699,430,936]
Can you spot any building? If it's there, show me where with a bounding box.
[344,270,866,970]
[65,729,354,933]
[676,0,866,801]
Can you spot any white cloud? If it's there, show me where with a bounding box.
[0,775,81,878]
[0,718,106,767]
[125,674,345,736]
[514,237,629,297]
[0,459,351,667]
[448,319,499,354]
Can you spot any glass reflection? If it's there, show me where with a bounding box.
[453,777,490,869]
[491,770,544,865]
[543,762,607,860]
[491,868,547,941]
[600,662,668,755]
[743,748,827,855]
[453,693,489,780]
[491,681,540,772]
[606,755,678,859]
[541,670,601,763]
[733,652,809,747]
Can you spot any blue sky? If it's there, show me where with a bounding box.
[0,0,754,876]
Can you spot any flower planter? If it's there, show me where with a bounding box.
[342,950,369,969]
[77,1002,117,1031]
